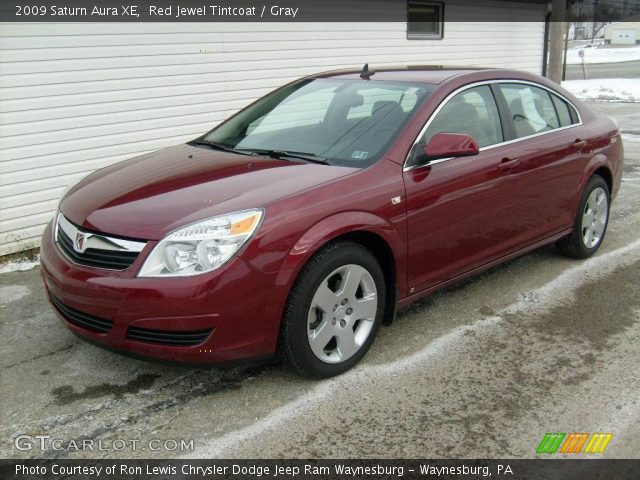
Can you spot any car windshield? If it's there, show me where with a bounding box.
[202,78,435,167]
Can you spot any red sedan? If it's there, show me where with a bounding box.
[40,66,623,377]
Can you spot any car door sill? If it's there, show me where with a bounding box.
[398,227,573,307]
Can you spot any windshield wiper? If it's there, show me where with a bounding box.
[240,149,330,165]
[190,140,252,157]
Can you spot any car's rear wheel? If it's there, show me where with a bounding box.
[279,241,385,378]
[557,175,610,259]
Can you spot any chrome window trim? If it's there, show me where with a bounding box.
[403,79,584,172]
[55,214,146,268]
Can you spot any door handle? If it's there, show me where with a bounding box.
[574,139,588,148]
[498,157,519,172]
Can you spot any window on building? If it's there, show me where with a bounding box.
[407,1,444,39]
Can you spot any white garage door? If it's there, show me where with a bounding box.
[0,1,546,256]
[612,29,637,45]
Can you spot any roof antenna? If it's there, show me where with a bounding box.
[360,63,375,79]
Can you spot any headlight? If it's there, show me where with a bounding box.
[138,209,263,277]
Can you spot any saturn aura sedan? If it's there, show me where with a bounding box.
[41,66,623,377]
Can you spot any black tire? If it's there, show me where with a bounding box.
[557,175,610,259]
[278,241,386,378]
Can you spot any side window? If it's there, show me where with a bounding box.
[420,85,503,148]
[567,102,579,124]
[551,93,578,127]
[499,84,560,138]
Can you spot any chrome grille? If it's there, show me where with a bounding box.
[55,214,146,270]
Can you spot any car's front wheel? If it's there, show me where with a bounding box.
[557,174,610,258]
[279,241,385,378]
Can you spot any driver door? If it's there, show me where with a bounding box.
[403,84,521,293]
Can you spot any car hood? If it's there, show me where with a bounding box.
[61,144,357,240]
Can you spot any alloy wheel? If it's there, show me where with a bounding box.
[307,264,378,364]
[581,186,608,249]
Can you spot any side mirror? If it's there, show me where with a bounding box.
[423,132,480,161]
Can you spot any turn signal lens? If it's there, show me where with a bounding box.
[230,214,260,235]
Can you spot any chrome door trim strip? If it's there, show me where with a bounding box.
[403,156,454,172]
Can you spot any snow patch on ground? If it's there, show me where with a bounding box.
[566,46,640,65]
[563,78,640,103]
[0,254,40,274]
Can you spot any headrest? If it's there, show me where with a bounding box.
[509,97,525,115]
[346,94,364,108]
[372,100,401,114]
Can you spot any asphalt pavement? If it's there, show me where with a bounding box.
[565,60,640,80]
[1,102,639,459]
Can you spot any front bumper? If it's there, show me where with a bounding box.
[40,221,282,364]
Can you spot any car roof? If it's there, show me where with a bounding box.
[300,66,589,120]
[313,66,492,84]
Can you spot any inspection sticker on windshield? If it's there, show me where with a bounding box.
[351,151,369,160]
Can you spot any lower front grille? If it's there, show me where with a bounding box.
[49,292,114,334]
[126,326,213,346]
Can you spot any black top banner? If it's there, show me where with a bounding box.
[1,0,638,22]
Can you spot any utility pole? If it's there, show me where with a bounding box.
[562,17,570,81]
[547,0,567,83]
[591,0,599,43]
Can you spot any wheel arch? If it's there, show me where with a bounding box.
[330,230,398,324]
[276,211,406,325]
[592,165,613,194]
[573,156,615,213]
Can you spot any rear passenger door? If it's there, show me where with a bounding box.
[495,82,589,246]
